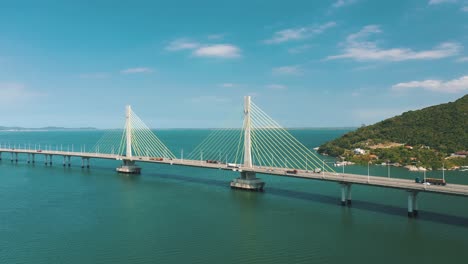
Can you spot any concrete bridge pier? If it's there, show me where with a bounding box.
[63,156,66,166]
[31,154,35,164]
[27,153,30,163]
[230,171,265,191]
[0,152,2,160]
[9,152,18,162]
[67,156,71,167]
[116,159,141,174]
[340,183,352,206]
[49,155,52,165]
[44,155,48,165]
[81,158,90,168]
[407,191,419,218]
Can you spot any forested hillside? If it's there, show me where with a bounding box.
[319,95,468,169]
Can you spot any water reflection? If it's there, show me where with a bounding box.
[145,172,468,228]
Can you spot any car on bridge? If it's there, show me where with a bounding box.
[227,163,240,168]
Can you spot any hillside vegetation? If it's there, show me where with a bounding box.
[319,95,468,169]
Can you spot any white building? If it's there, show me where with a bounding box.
[354,148,366,155]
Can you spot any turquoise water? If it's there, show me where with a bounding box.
[1,129,467,264]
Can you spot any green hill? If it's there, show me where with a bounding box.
[319,95,468,169]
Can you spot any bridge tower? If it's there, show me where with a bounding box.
[116,105,141,174]
[230,96,265,191]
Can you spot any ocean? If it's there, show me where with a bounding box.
[0,129,467,264]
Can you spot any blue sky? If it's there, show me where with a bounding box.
[0,0,467,128]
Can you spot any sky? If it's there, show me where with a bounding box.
[0,0,467,129]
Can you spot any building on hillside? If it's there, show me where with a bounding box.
[451,151,467,158]
[353,148,366,155]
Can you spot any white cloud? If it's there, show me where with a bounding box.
[288,44,312,54]
[333,0,357,8]
[120,67,154,74]
[220,83,245,88]
[428,0,457,5]
[265,84,287,90]
[456,56,468,62]
[0,82,25,96]
[0,83,44,105]
[220,83,236,88]
[352,64,378,71]
[392,75,468,93]
[166,39,200,51]
[326,25,461,61]
[462,5,468,11]
[166,37,240,59]
[264,22,336,44]
[272,65,302,75]
[193,44,241,58]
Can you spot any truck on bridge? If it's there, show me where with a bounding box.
[415,177,447,186]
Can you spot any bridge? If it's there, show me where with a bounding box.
[1,96,467,218]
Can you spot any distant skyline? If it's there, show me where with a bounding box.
[0,0,467,129]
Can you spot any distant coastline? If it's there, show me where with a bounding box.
[0,126,357,131]
[0,126,97,131]
[150,127,358,130]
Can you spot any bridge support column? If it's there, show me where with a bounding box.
[63,156,66,166]
[414,194,419,217]
[0,152,2,160]
[229,96,264,192]
[347,184,352,205]
[81,158,84,168]
[86,158,90,168]
[340,183,352,206]
[49,155,52,165]
[27,153,30,163]
[10,152,13,162]
[44,155,48,165]
[230,171,265,191]
[116,159,141,174]
[32,154,35,164]
[116,106,141,174]
[67,156,71,167]
[407,191,419,218]
[15,152,18,163]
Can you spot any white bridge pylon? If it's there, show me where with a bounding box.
[93,105,176,160]
[120,105,176,159]
[117,105,176,174]
[190,96,336,173]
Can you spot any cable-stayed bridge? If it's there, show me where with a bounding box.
[1,96,467,218]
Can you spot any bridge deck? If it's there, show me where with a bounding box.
[2,148,468,197]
